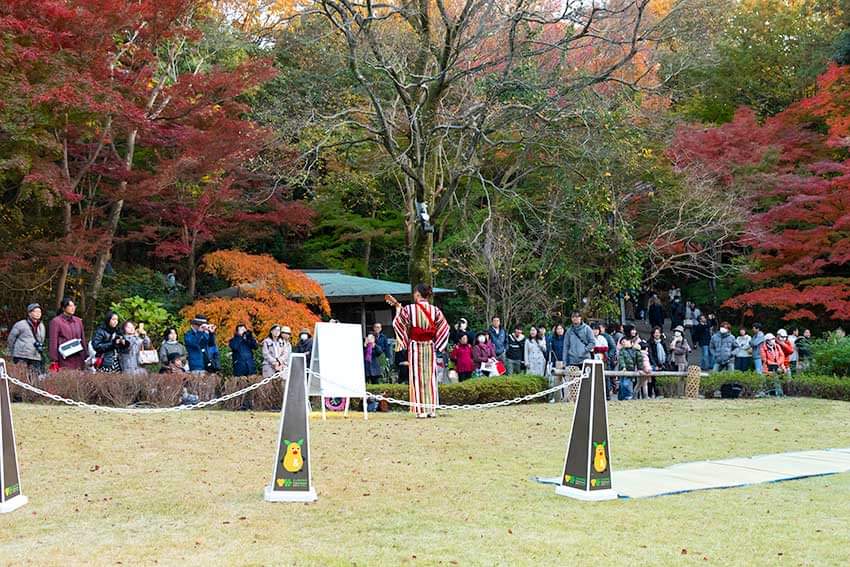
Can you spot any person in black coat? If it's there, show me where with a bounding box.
[91,311,127,373]
[294,328,313,366]
[647,293,665,329]
[363,333,384,384]
[228,324,258,377]
[395,347,409,384]
[691,315,713,370]
[669,297,685,329]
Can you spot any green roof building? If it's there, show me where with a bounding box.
[301,270,454,334]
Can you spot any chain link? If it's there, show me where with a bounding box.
[365,379,580,411]
[1,369,284,414]
[308,369,583,411]
[2,364,582,414]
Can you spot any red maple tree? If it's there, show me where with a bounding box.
[1,0,288,306]
[668,63,850,322]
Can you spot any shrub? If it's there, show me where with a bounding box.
[363,375,549,409]
[137,374,185,407]
[110,296,180,342]
[656,370,771,398]
[786,373,850,401]
[810,331,850,376]
[99,266,189,313]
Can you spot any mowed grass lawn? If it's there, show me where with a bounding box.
[2,398,850,566]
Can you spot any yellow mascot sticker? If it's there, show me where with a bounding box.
[282,438,305,473]
[593,441,608,473]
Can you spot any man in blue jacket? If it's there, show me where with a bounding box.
[562,311,594,366]
[488,316,507,362]
[184,315,217,373]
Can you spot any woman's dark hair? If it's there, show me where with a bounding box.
[233,323,247,336]
[414,283,433,299]
[60,297,75,312]
[476,331,488,342]
[102,311,119,329]
[162,327,178,342]
[122,320,136,333]
[268,324,281,338]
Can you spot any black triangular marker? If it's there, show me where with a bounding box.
[0,360,28,513]
[556,359,617,501]
[264,353,317,502]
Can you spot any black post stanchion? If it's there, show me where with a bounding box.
[264,353,317,502]
[556,359,617,501]
[0,360,28,513]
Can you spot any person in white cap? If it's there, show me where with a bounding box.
[775,329,795,376]
[7,303,46,376]
[760,333,786,396]
[669,325,692,373]
[262,324,291,378]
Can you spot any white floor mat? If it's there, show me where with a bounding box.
[535,447,850,499]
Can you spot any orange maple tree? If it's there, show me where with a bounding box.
[180,250,330,339]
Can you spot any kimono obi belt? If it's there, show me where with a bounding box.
[409,326,437,342]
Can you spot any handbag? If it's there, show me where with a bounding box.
[203,345,221,372]
[58,338,83,359]
[138,349,159,365]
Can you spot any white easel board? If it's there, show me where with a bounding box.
[308,322,368,420]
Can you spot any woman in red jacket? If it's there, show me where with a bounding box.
[760,333,786,373]
[48,297,86,371]
[472,332,497,376]
[450,334,476,381]
[760,333,786,397]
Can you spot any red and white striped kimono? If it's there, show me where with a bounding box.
[393,300,450,416]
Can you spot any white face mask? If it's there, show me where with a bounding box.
[478,336,486,344]
[720,328,729,334]
[674,331,682,338]
[299,334,308,341]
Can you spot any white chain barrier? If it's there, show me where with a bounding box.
[0,369,282,414]
[0,365,584,414]
[307,369,584,412]
[365,379,581,411]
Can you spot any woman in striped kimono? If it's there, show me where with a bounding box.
[391,284,450,418]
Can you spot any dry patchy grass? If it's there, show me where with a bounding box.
[2,398,850,566]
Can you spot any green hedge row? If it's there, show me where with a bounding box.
[366,375,550,407]
[655,371,770,397]
[656,371,850,401]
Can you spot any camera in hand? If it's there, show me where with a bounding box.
[33,340,45,352]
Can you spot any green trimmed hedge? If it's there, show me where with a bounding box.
[655,371,770,398]
[785,373,850,401]
[656,370,850,401]
[366,375,549,407]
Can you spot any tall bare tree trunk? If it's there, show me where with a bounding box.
[187,246,197,298]
[54,202,73,309]
[89,198,124,297]
[90,130,136,300]
[409,225,433,288]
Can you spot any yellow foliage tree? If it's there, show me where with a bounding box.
[180,250,330,340]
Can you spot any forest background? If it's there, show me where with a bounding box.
[2,0,850,335]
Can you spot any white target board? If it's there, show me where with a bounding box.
[308,322,367,398]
